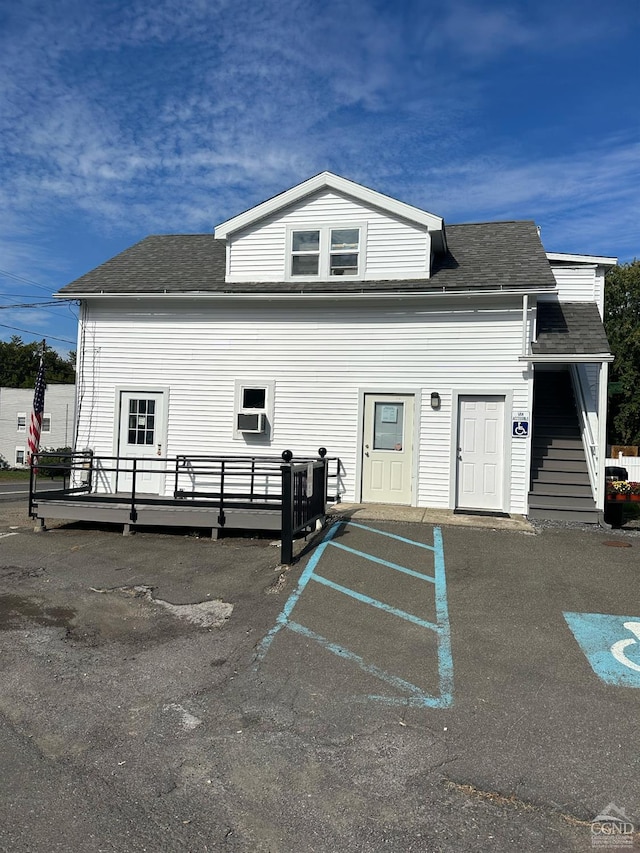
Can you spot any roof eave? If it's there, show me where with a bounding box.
[546,252,617,266]
[55,286,555,301]
[521,353,614,363]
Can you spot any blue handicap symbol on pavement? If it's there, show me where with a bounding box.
[564,611,640,687]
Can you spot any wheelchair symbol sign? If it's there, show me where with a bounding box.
[512,420,529,438]
[564,612,640,687]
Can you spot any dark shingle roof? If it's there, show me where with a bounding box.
[57,221,556,296]
[58,235,226,294]
[532,302,611,355]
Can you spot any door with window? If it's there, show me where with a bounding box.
[116,391,167,494]
[361,394,414,504]
[456,395,505,511]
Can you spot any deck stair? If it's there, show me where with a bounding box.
[528,370,598,523]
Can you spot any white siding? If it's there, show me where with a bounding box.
[543,265,597,303]
[227,189,430,281]
[0,385,75,467]
[77,298,531,512]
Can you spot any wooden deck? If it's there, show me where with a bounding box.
[29,451,338,551]
[31,490,283,536]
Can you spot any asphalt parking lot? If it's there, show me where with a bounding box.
[1,500,639,852]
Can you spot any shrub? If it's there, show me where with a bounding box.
[36,447,73,479]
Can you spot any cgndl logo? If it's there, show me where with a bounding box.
[591,803,634,848]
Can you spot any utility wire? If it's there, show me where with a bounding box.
[0,321,75,344]
[0,292,61,300]
[0,301,60,309]
[0,267,55,293]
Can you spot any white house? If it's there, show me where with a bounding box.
[55,172,615,522]
[0,384,75,468]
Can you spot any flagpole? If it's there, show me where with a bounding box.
[27,341,47,469]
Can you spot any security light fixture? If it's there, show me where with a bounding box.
[430,392,441,410]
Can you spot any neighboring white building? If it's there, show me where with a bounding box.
[55,172,615,522]
[0,384,75,468]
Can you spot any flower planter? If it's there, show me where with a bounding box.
[631,494,640,502]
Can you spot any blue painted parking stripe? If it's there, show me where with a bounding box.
[311,573,439,632]
[286,621,437,704]
[256,520,454,708]
[255,520,343,662]
[327,541,436,583]
[347,521,436,551]
[433,526,453,701]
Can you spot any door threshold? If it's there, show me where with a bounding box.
[453,509,511,518]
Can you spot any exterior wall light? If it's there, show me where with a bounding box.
[430,392,441,410]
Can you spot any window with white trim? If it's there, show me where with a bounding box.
[15,448,25,465]
[17,413,26,432]
[288,225,364,279]
[233,381,275,439]
[42,413,51,433]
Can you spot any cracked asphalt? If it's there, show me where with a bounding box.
[0,500,639,852]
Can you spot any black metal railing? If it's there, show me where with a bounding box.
[28,449,94,519]
[29,448,340,561]
[280,448,329,565]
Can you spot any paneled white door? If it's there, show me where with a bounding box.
[116,391,167,494]
[456,396,505,511]
[361,394,414,504]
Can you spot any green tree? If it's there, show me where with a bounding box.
[0,336,75,387]
[605,261,640,445]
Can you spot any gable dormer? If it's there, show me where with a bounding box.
[214,172,445,283]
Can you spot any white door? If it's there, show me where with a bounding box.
[456,395,505,511]
[361,395,414,504]
[116,391,167,494]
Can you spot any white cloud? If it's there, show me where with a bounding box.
[0,0,638,302]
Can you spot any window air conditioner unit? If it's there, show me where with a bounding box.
[237,412,266,433]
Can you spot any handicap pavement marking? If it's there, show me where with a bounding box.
[564,611,640,687]
[256,520,453,708]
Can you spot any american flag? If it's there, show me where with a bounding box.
[27,353,46,466]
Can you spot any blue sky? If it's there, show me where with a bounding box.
[1,0,639,354]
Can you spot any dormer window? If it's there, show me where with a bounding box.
[288,225,364,279]
[291,230,320,276]
[330,229,359,275]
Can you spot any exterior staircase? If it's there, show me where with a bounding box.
[528,370,598,523]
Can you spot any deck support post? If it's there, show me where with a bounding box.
[34,517,46,533]
[211,528,219,540]
[123,523,131,536]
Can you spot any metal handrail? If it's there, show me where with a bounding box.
[30,450,339,554]
[570,365,598,498]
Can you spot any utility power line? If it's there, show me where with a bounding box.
[0,321,75,345]
[0,267,55,294]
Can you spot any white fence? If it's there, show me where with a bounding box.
[606,456,640,481]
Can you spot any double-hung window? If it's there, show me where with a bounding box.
[289,225,363,279]
[291,230,320,276]
[329,228,359,275]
